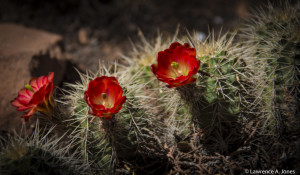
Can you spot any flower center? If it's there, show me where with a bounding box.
[102,93,107,99]
[101,92,113,108]
[170,61,186,78]
[171,62,179,69]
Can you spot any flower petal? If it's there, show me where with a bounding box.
[22,107,36,122]
[169,42,182,50]
[48,72,54,82]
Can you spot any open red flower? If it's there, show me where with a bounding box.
[84,76,126,120]
[151,42,201,88]
[11,72,54,122]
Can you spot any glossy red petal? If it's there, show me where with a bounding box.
[22,107,36,121]
[156,50,176,75]
[29,77,39,91]
[17,95,31,104]
[169,42,182,50]
[107,82,123,106]
[183,43,190,48]
[48,72,54,82]
[187,47,196,57]
[107,76,119,84]
[179,75,196,86]
[84,91,93,107]
[11,99,23,107]
[45,83,54,98]
[87,82,107,105]
[18,89,32,98]
[17,106,33,111]
[151,65,176,83]
[36,76,46,89]
[112,96,126,112]
[30,86,46,105]
[173,44,189,63]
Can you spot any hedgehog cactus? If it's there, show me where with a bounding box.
[0,125,85,175]
[63,65,171,174]
[240,2,300,133]
[183,34,244,130]
[154,33,247,130]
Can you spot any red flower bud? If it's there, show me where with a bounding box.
[84,76,126,120]
[151,42,201,88]
[11,72,55,121]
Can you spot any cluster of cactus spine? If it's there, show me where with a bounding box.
[239,1,300,134]
[0,123,86,175]
[186,32,245,127]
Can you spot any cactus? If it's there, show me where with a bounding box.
[0,123,86,175]
[239,1,300,134]
[63,64,172,174]
[184,32,245,127]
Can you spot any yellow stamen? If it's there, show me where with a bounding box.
[171,62,179,69]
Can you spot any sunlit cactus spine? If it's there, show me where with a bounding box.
[63,64,171,174]
[183,32,248,130]
[240,1,300,133]
[0,124,85,175]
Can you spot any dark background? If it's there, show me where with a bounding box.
[0,0,272,71]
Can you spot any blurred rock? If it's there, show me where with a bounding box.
[213,16,224,25]
[0,23,64,133]
[236,0,250,19]
[78,28,89,45]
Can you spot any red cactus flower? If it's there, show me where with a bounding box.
[151,42,201,88]
[84,76,126,120]
[11,72,55,122]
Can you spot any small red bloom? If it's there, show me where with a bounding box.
[84,76,126,120]
[11,72,55,121]
[151,42,201,88]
